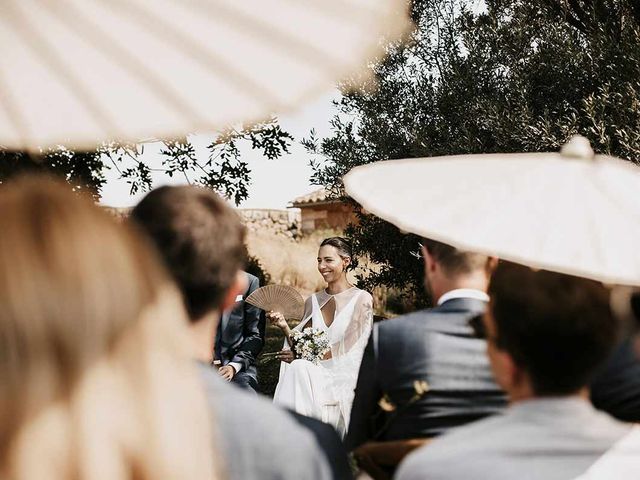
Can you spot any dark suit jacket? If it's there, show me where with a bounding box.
[289,412,353,480]
[346,297,506,450]
[215,272,266,386]
[591,334,640,422]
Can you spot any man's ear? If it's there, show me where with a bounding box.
[422,245,436,273]
[498,350,525,394]
[503,352,520,388]
[488,345,518,393]
[486,256,499,276]
[220,271,247,312]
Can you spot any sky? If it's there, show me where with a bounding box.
[99,91,339,209]
[99,1,492,210]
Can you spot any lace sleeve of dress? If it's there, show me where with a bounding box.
[331,290,373,358]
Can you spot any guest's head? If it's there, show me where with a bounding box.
[421,239,496,303]
[485,262,617,401]
[0,176,215,479]
[131,185,246,323]
[318,237,354,284]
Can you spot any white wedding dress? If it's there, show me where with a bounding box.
[273,287,373,436]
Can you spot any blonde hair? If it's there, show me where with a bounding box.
[0,176,217,479]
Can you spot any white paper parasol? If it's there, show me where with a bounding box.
[0,0,411,150]
[344,136,640,286]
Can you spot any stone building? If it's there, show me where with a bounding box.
[289,188,357,235]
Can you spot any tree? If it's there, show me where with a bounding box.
[0,149,107,201]
[306,0,640,303]
[0,118,293,205]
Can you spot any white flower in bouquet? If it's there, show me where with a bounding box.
[291,328,330,365]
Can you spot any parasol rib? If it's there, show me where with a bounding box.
[42,0,206,127]
[103,0,284,107]
[0,68,30,148]
[172,0,361,72]
[288,0,392,21]
[0,1,123,144]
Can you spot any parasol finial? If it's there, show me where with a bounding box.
[560,135,595,160]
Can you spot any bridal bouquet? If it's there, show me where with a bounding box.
[291,328,330,365]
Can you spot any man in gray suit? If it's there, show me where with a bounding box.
[131,186,331,480]
[397,263,633,480]
[347,239,506,454]
[215,271,265,391]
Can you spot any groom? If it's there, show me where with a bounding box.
[215,270,265,392]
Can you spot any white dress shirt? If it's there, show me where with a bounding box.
[436,288,490,306]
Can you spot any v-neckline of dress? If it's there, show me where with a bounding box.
[314,287,359,330]
[320,297,336,329]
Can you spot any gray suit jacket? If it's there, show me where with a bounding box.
[215,272,265,387]
[396,398,632,480]
[198,364,331,480]
[346,297,506,450]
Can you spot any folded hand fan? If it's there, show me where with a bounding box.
[245,285,305,320]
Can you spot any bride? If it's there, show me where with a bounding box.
[269,237,373,436]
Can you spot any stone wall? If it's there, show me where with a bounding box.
[238,209,301,239]
[102,206,131,221]
[102,206,301,238]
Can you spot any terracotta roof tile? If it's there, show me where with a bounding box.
[290,188,329,206]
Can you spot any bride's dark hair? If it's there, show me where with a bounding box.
[320,237,357,271]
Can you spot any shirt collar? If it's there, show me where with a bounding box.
[437,288,489,306]
[509,396,596,419]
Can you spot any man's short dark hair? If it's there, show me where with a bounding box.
[423,238,488,276]
[131,185,245,321]
[489,263,617,396]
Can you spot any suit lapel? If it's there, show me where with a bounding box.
[221,310,231,333]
